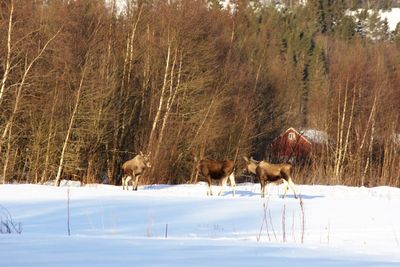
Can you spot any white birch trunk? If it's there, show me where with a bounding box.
[1,28,61,145]
[1,127,12,184]
[339,85,357,180]
[41,86,59,183]
[147,40,171,152]
[361,99,376,186]
[138,24,152,133]
[0,0,13,106]
[334,81,348,181]
[126,5,143,86]
[117,6,143,149]
[1,30,60,183]
[359,95,377,152]
[153,49,182,161]
[55,65,87,186]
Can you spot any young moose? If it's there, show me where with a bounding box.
[121,151,151,190]
[197,158,236,196]
[243,156,298,198]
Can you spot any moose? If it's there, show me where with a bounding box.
[121,151,151,191]
[197,158,236,197]
[243,156,298,199]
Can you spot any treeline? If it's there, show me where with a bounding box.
[0,0,399,187]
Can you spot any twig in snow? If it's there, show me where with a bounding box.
[282,204,286,243]
[268,209,277,241]
[67,188,71,236]
[299,196,305,244]
[0,205,22,234]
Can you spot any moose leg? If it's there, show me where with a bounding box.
[218,176,228,196]
[133,174,140,191]
[281,179,290,198]
[122,175,129,190]
[264,182,269,198]
[124,175,133,190]
[206,176,213,196]
[287,177,298,199]
[260,178,266,198]
[228,172,236,197]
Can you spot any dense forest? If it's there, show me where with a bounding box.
[0,0,399,187]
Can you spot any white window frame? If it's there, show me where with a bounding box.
[288,132,295,140]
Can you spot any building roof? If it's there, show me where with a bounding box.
[273,127,329,145]
[300,128,329,144]
[274,127,311,144]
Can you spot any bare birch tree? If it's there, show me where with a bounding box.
[1,28,60,184]
[0,0,14,107]
[54,63,87,186]
[147,37,172,153]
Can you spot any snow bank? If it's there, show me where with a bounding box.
[0,183,399,266]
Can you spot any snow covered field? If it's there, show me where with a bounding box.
[1,183,400,266]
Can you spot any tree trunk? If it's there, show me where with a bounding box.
[55,65,87,186]
[190,143,205,184]
[118,5,143,150]
[360,94,377,186]
[1,28,61,149]
[41,86,58,183]
[334,83,347,181]
[147,39,172,153]
[0,0,13,106]
[362,112,376,186]
[333,80,356,183]
[339,84,356,183]
[153,48,182,163]
[1,126,12,184]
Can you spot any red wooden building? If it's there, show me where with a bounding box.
[271,127,327,161]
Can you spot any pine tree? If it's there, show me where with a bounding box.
[335,15,356,40]
[394,22,400,47]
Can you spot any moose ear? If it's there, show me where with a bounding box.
[243,156,249,162]
[140,151,144,156]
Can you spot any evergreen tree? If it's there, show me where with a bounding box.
[355,9,368,38]
[394,22,400,47]
[380,18,390,41]
[335,15,356,40]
